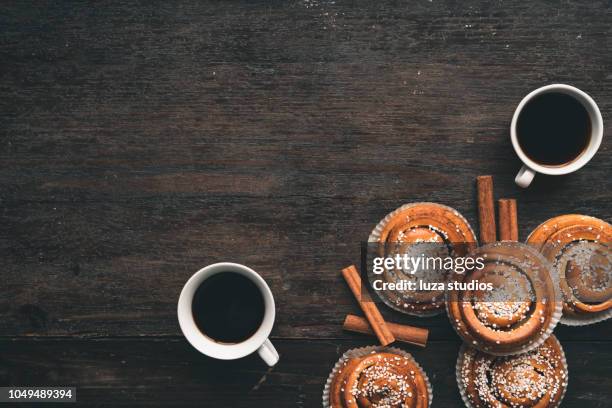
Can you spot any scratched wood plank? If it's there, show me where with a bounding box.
[0,338,610,408]
[1,0,611,338]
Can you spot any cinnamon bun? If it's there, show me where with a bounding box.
[326,348,431,408]
[457,335,568,408]
[368,203,477,316]
[527,214,611,324]
[447,242,561,355]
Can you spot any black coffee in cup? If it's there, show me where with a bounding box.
[517,92,591,166]
[191,272,265,344]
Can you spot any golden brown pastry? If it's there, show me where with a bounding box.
[527,214,611,323]
[368,203,477,316]
[457,335,568,408]
[328,351,430,408]
[447,242,561,355]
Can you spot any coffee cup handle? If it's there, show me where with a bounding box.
[515,165,535,188]
[257,338,279,366]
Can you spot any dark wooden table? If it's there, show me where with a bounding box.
[1,1,611,407]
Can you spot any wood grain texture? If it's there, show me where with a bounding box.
[0,0,611,406]
[0,338,610,408]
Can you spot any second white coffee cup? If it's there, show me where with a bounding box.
[177,262,279,366]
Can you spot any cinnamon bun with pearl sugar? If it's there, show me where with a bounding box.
[457,335,568,408]
[368,202,477,316]
[323,347,431,408]
[527,214,611,325]
[446,242,562,355]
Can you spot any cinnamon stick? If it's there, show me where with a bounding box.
[341,265,395,346]
[498,198,519,241]
[343,314,429,347]
[477,175,496,244]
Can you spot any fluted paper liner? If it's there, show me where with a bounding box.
[559,307,612,326]
[322,345,432,408]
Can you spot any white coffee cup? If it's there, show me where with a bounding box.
[177,262,279,366]
[511,84,603,188]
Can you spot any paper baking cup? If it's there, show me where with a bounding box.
[322,345,433,408]
[455,335,568,408]
[367,202,477,317]
[559,307,612,326]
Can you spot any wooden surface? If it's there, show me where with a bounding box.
[1,1,610,406]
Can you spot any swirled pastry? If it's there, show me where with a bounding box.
[527,214,611,323]
[368,203,477,316]
[447,242,561,355]
[329,351,430,408]
[457,335,568,408]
